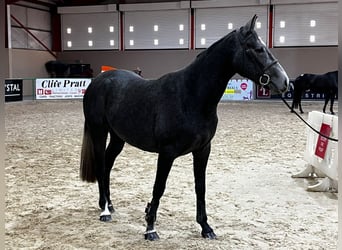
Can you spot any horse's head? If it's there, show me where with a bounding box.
[234,15,289,94]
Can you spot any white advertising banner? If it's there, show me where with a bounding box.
[35,78,92,99]
[221,79,254,101]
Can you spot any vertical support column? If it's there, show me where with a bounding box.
[51,7,61,52]
[0,1,8,249]
[190,8,195,50]
[268,4,273,48]
[120,11,124,51]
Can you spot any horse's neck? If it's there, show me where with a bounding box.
[184,34,237,108]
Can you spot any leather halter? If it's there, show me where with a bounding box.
[259,60,278,86]
[238,30,278,88]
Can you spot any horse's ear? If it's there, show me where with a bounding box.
[244,14,258,32]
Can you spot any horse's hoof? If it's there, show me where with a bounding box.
[100,214,112,222]
[202,231,217,239]
[144,230,160,241]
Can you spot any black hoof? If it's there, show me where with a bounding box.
[202,231,217,239]
[100,214,112,222]
[144,230,160,241]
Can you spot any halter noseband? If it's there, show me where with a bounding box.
[259,60,278,86]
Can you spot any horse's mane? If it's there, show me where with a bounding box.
[196,30,237,60]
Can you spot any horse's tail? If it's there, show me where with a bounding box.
[80,123,97,183]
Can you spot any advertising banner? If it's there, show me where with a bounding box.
[5,79,23,102]
[35,78,91,99]
[221,79,254,101]
[270,89,329,100]
[257,79,336,100]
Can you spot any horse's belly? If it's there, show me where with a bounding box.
[113,126,159,153]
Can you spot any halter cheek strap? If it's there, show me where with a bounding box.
[258,60,278,86]
[238,31,279,88]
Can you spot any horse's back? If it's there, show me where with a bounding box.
[84,69,147,120]
[85,69,147,101]
[294,71,338,92]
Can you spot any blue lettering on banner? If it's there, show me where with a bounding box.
[269,90,335,100]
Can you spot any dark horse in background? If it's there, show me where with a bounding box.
[291,71,338,114]
[45,60,70,77]
[45,60,94,78]
[80,15,289,241]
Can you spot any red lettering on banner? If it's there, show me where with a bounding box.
[315,123,332,159]
[257,85,270,98]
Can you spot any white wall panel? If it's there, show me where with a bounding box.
[192,0,269,8]
[124,10,189,49]
[273,3,338,46]
[10,5,27,26]
[27,8,51,30]
[195,6,268,48]
[28,30,51,50]
[10,5,52,50]
[61,12,119,50]
[11,27,28,49]
[120,1,190,11]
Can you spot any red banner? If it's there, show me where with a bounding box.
[315,123,332,159]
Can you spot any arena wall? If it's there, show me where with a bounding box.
[56,47,338,79]
[7,45,338,98]
[9,49,55,97]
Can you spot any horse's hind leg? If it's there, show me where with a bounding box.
[144,153,175,240]
[323,93,331,113]
[323,93,334,114]
[329,94,336,115]
[88,127,112,221]
[103,130,125,215]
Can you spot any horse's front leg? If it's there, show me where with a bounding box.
[192,143,216,239]
[290,100,295,113]
[144,153,174,240]
[299,99,304,114]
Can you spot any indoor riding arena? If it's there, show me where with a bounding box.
[2,0,340,249]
